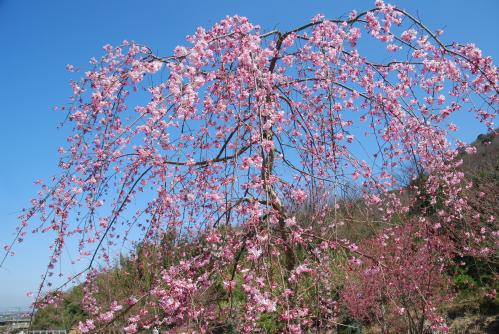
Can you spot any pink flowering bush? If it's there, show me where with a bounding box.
[4,1,497,332]
[342,222,454,333]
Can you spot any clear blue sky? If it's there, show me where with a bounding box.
[0,0,497,310]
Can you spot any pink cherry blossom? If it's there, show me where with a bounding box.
[8,2,497,332]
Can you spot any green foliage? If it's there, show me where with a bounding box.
[454,273,477,290]
[32,285,86,330]
[257,312,279,333]
[336,312,363,334]
[408,173,446,216]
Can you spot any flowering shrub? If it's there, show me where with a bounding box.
[3,1,497,332]
[342,222,454,333]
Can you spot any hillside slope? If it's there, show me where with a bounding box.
[30,130,499,334]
